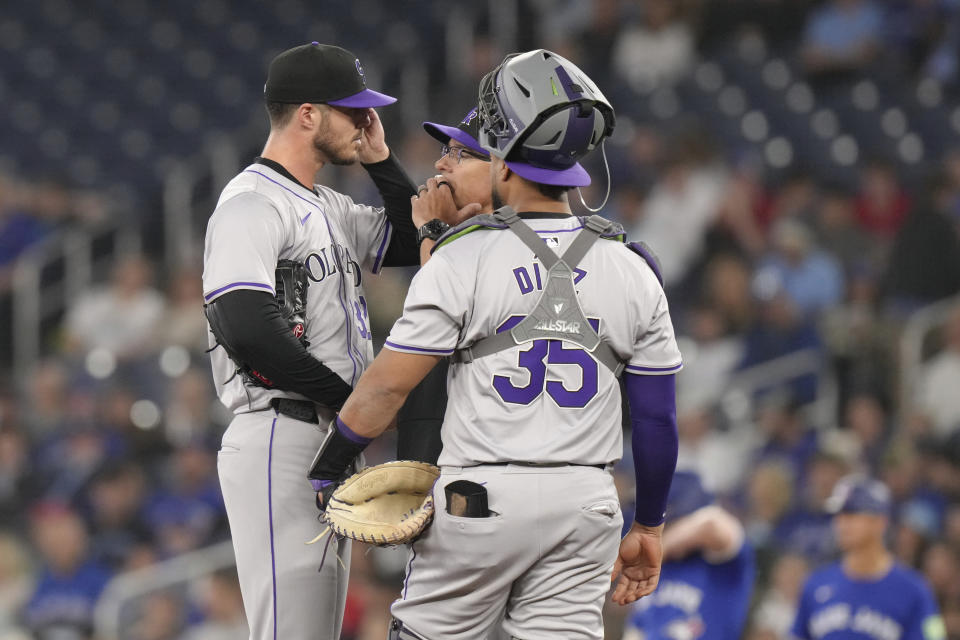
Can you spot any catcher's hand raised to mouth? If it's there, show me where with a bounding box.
[411,175,482,228]
[314,460,440,546]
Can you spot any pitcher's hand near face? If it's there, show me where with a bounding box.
[611,522,664,605]
[412,175,482,227]
[359,108,390,164]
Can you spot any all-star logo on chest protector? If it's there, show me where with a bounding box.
[454,207,625,375]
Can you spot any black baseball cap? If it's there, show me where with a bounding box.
[422,107,489,156]
[264,42,396,108]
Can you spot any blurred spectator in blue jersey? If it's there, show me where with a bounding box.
[739,274,823,404]
[754,395,819,480]
[22,502,112,640]
[773,450,849,563]
[622,471,754,640]
[84,462,152,571]
[755,219,845,317]
[143,443,224,557]
[791,475,945,639]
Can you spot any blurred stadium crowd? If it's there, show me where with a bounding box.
[2,0,960,638]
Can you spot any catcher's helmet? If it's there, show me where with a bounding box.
[478,49,615,187]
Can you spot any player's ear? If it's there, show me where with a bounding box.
[297,103,322,131]
[491,156,511,183]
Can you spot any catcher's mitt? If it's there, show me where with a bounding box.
[319,461,440,546]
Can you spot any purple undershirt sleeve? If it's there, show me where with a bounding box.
[625,373,678,526]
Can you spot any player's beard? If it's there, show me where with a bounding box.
[313,129,359,166]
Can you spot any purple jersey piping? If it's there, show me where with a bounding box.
[384,340,455,355]
[267,417,279,640]
[402,542,418,600]
[372,219,391,274]
[532,225,584,234]
[625,362,683,374]
[245,168,361,385]
[203,281,274,301]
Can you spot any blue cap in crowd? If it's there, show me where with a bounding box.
[825,474,892,516]
[665,471,715,520]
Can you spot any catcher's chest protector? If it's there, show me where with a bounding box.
[453,206,624,375]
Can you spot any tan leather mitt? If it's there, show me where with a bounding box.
[321,461,440,546]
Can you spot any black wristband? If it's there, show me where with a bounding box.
[308,418,370,481]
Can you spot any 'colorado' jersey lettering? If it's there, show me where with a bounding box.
[791,563,945,640]
[202,162,390,412]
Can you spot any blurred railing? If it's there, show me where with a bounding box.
[93,539,237,640]
[718,348,838,430]
[10,222,141,378]
[898,293,960,419]
[163,133,242,270]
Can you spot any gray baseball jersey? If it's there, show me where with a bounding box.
[385,213,682,639]
[385,214,683,468]
[203,161,390,412]
[203,160,392,639]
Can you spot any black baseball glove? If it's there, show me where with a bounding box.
[206,259,310,388]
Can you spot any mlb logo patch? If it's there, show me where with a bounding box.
[545,237,560,248]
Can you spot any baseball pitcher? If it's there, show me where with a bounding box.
[202,43,420,639]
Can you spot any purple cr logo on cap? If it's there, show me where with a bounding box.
[355,58,364,80]
[461,108,478,125]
